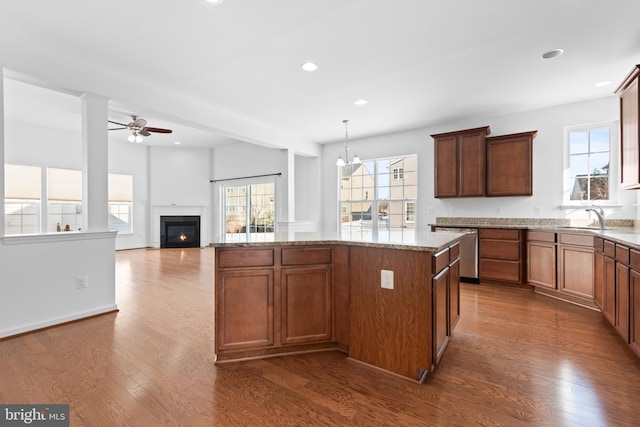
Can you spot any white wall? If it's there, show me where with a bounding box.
[149,146,210,206]
[0,233,117,338]
[108,139,149,249]
[322,96,636,232]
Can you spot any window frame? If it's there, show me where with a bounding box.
[563,121,619,206]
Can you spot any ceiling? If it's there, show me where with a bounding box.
[1,0,640,152]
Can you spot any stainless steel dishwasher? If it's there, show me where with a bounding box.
[434,227,478,283]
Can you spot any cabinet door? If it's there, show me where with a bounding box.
[527,241,556,289]
[433,267,449,365]
[616,263,630,342]
[281,266,332,344]
[486,131,535,196]
[603,256,616,325]
[594,251,604,309]
[630,269,640,357]
[434,135,458,198]
[619,68,640,189]
[459,132,486,197]
[217,269,274,351]
[449,258,460,332]
[558,245,594,299]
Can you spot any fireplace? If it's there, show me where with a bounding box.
[160,216,201,248]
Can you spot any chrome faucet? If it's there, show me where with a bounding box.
[585,205,605,230]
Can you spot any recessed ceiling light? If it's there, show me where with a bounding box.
[354,99,368,106]
[301,62,318,72]
[594,80,612,88]
[174,141,182,145]
[539,48,564,60]
[205,0,223,4]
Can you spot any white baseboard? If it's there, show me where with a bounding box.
[0,305,119,339]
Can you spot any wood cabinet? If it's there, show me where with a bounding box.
[593,237,605,309]
[479,228,525,284]
[603,240,616,325]
[215,245,335,360]
[630,262,640,357]
[432,243,461,367]
[557,233,594,299]
[616,64,640,189]
[615,244,630,341]
[432,126,490,198]
[527,230,556,289]
[485,131,537,197]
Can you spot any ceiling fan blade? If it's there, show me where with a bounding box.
[108,120,129,127]
[143,127,173,134]
[108,126,128,131]
[139,129,151,137]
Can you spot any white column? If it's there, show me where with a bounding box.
[277,148,295,231]
[81,93,109,232]
[0,69,5,236]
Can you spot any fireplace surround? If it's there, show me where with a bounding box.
[160,215,201,248]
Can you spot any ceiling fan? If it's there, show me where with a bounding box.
[108,115,173,143]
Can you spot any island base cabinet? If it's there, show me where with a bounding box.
[281,266,332,345]
[433,267,449,366]
[216,269,274,351]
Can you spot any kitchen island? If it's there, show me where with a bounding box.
[212,231,463,382]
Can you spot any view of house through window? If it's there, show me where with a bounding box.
[108,173,133,234]
[47,167,82,232]
[4,164,41,235]
[568,125,611,201]
[4,165,133,235]
[339,155,417,242]
[224,182,275,242]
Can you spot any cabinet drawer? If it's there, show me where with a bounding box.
[449,242,460,261]
[615,244,630,264]
[217,248,274,268]
[559,233,594,247]
[480,240,520,261]
[593,237,604,253]
[603,240,615,258]
[480,259,522,282]
[527,230,555,243]
[479,228,521,240]
[631,249,640,270]
[432,248,450,274]
[282,247,332,266]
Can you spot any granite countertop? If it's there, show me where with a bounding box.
[211,231,465,252]
[433,217,640,250]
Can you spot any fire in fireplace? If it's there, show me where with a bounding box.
[160,216,201,248]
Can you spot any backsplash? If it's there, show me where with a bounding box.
[434,217,636,228]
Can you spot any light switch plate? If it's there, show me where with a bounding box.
[381,269,394,290]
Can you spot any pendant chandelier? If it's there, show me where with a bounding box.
[336,119,361,166]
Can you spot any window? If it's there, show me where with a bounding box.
[393,167,404,180]
[108,173,133,234]
[339,155,417,242]
[47,167,83,232]
[4,164,41,235]
[223,181,275,242]
[567,125,612,202]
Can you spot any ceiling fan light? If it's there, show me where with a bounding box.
[127,134,136,143]
[135,134,144,143]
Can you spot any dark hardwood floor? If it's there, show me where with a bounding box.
[2,247,640,426]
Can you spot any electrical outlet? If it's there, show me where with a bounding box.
[426,206,435,215]
[76,276,88,289]
[534,206,542,216]
[381,270,394,290]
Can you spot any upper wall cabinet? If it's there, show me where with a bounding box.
[432,126,491,198]
[485,131,537,197]
[617,65,640,189]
